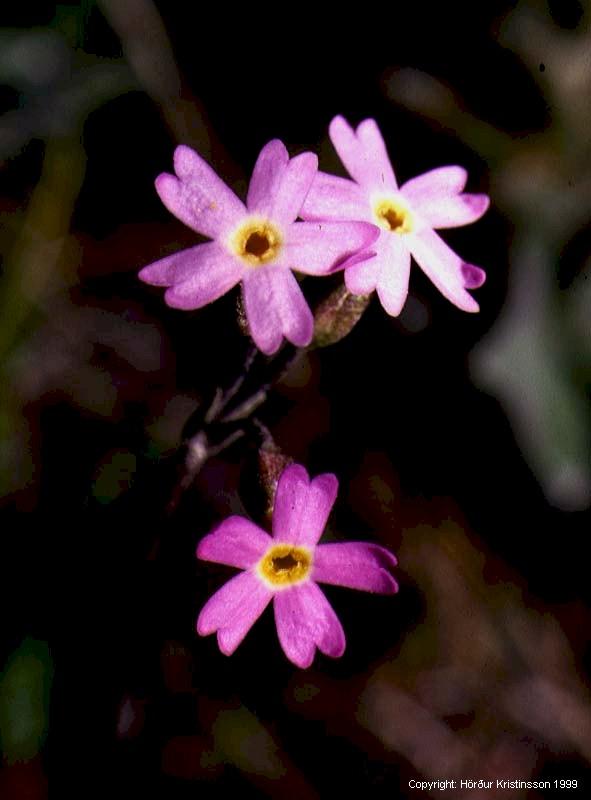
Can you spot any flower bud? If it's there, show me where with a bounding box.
[312,284,371,348]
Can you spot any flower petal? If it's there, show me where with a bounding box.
[410,228,483,312]
[138,249,185,287]
[246,139,289,215]
[339,248,378,274]
[355,118,398,189]
[274,582,345,668]
[156,146,245,239]
[344,250,381,294]
[139,241,240,288]
[280,221,379,275]
[272,464,338,547]
[375,236,412,316]
[247,142,318,224]
[416,193,490,229]
[197,516,272,570]
[169,145,246,238]
[241,269,283,355]
[400,166,468,206]
[144,242,243,310]
[197,571,272,655]
[271,152,319,224]
[242,267,314,354]
[313,542,399,594]
[273,269,315,346]
[329,115,397,191]
[300,171,370,221]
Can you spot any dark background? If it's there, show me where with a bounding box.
[1,1,591,798]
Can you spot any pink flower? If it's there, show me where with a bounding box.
[196,464,398,668]
[301,115,490,316]
[139,141,378,354]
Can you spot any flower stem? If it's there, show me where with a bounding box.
[166,341,301,515]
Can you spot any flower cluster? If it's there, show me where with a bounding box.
[140,115,489,353]
[196,464,398,668]
[139,115,490,667]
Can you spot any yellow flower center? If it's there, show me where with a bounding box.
[257,544,312,588]
[373,198,414,235]
[229,219,282,266]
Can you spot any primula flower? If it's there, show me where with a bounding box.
[301,115,490,315]
[139,141,378,354]
[196,464,398,668]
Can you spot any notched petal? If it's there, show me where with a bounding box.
[274,583,346,668]
[196,516,272,570]
[313,542,399,594]
[155,146,245,239]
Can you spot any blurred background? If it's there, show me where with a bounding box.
[1,1,591,797]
